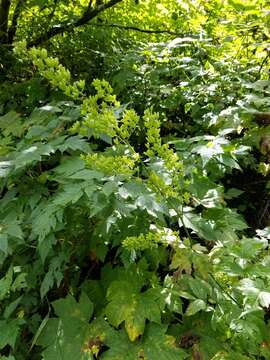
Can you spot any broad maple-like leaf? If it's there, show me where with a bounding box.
[37,293,93,360]
[87,319,187,360]
[105,280,164,341]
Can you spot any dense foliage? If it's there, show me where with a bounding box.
[1,0,270,359]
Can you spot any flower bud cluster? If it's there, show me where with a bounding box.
[82,153,139,176]
[118,109,140,140]
[143,109,185,197]
[123,227,179,251]
[30,48,85,99]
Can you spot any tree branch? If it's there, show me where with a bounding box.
[91,22,183,36]
[45,0,59,32]
[27,0,124,47]
[0,0,11,44]
[256,51,270,80]
[7,0,24,44]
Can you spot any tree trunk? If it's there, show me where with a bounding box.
[0,0,11,44]
[8,0,23,44]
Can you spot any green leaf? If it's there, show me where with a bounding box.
[185,299,207,316]
[0,111,23,137]
[257,227,270,240]
[162,276,183,314]
[40,255,66,298]
[135,194,164,218]
[40,270,54,299]
[11,272,27,292]
[88,318,137,360]
[5,222,23,239]
[53,156,85,179]
[192,139,225,165]
[258,292,270,308]
[53,184,84,206]
[106,281,164,341]
[58,135,91,153]
[0,161,12,178]
[224,188,244,199]
[4,296,23,319]
[183,211,218,241]
[53,293,93,323]
[0,267,13,301]
[14,143,56,169]
[32,203,63,244]
[188,277,211,301]
[0,319,22,350]
[38,293,93,360]
[80,280,106,314]
[204,208,248,231]
[0,233,8,253]
[140,323,187,360]
[88,319,187,360]
[30,312,50,352]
